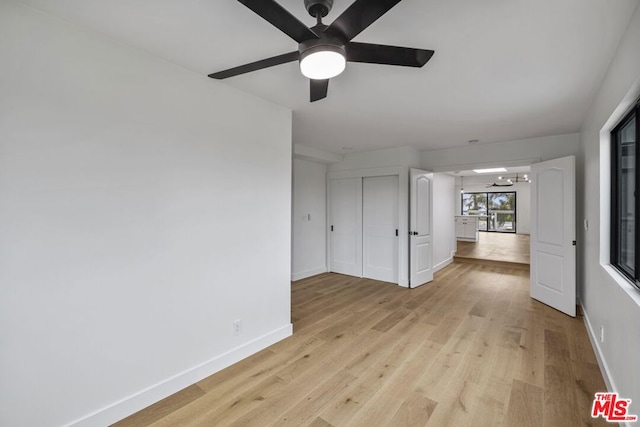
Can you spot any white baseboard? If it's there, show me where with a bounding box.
[434,256,454,273]
[581,302,616,393]
[291,266,327,281]
[580,304,637,427]
[67,324,293,427]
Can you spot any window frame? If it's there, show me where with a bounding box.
[461,191,517,233]
[610,99,640,288]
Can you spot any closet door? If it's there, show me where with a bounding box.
[329,178,362,276]
[363,176,399,283]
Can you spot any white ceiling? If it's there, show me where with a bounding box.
[18,0,639,153]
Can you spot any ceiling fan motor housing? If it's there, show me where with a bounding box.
[299,24,346,60]
[305,0,333,17]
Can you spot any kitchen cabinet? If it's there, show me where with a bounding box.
[455,216,479,242]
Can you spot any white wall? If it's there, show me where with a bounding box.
[454,175,531,234]
[432,173,456,271]
[0,3,292,426]
[421,133,580,172]
[328,146,422,172]
[579,0,640,417]
[292,159,327,280]
[294,144,343,164]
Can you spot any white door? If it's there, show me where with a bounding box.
[363,176,399,283]
[530,156,576,317]
[329,178,362,276]
[410,169,434,288]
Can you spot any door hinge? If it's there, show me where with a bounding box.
[572,240,576,246]
[395,229,398,236]
[331,225,334,232]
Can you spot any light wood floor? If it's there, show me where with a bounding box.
[115,263,606,427]
[455,232,530,268]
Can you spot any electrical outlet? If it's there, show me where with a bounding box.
[600,325,604,343]
[233,320,242,336]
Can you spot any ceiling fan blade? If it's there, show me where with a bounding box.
[327,0,402,41]
[238,0,319,43]
[346,42,434,67]
[209,51,299,79]
[310,79,329,102]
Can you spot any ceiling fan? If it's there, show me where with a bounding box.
[209,0,435,102]
[485,173,531,188]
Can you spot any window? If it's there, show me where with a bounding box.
[611,100,640,288]
[461,192,487,230]
[461,191,516,233]
[488,193,516,232]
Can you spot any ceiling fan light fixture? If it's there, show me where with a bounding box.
[300,45,346,80]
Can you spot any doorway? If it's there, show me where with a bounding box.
[454,167,531,267]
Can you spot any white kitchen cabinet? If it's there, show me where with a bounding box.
[455,216,479,242]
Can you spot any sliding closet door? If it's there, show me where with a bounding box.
[363,176,399,283]
[329,178,362,276]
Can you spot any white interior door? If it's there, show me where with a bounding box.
[530,156,576,317]
[410,169,433,288]
[329,178,362,276]
[363,176,399,283]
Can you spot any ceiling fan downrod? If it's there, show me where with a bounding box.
[305,0,333,20]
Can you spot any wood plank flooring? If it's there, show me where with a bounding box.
[455,232,530,268]
[114,263,607,427]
